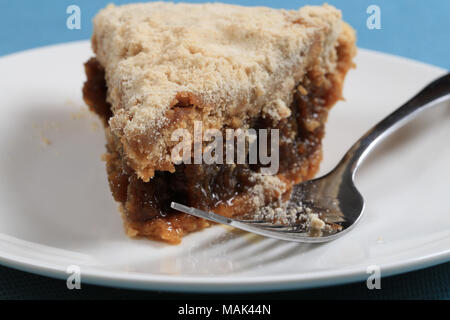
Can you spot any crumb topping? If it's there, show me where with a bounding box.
[91,2,347,179]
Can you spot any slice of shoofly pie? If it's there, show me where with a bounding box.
[83,2,356,243]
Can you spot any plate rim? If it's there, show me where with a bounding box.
[0,246,448,292]
[0,40,448,292]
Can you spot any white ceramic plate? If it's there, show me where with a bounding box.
[0,41,448,292]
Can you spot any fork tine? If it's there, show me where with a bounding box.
[234,219,290,227]
[170,202,233,225]
[260,225,306,231]
[234,219,269,224]
[236,219,310,231]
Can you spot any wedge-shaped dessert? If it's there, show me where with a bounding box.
[83,2,356,243]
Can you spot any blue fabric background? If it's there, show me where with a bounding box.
[0,0,448,299]
[1,0,449,68]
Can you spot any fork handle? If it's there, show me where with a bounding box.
[339,72,450,177]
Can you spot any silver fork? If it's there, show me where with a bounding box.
[171,73,450,243]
